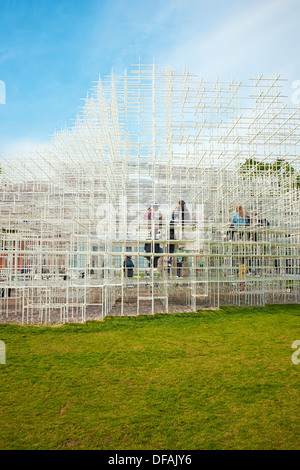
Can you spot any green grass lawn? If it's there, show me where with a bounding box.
[0,305,299,450]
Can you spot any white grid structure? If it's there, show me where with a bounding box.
[0,62,300,324]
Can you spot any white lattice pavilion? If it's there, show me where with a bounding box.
[0,63,299,323]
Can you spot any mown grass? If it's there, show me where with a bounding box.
[0,305,299,450]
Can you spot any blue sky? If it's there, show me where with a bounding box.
[0,0,299,157]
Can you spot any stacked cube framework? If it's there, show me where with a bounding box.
[0,63,299,323]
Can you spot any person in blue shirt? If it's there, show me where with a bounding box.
[123,256,134,278]
[232,205,249,226]
[228,205,250,241]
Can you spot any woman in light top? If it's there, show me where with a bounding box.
[232,206,249,226]
[231,205,250,240]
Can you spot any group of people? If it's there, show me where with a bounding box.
[123,202,270,278]
[226,205,270,241]
[143,200,190,272]
[123,200,190,278]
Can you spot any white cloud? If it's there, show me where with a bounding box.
[1,140,49,159]
[158,0,300,84]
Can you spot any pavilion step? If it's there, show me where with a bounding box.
[139,296,167,300]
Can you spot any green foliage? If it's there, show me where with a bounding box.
[240,157,300,189]
[0,305,299,450]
